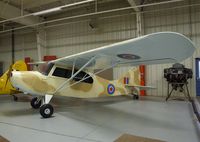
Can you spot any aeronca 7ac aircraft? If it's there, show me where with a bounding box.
[10,32,195,118]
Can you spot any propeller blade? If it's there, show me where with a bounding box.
[4,65,13,88]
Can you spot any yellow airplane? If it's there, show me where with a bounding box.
[10,32,195,118]
[0,60,27,100]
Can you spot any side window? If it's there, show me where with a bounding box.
[52,67,71,78]
[52,67,93,84]
[74,70,93,84]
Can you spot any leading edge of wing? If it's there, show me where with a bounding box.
[50,32,196,67]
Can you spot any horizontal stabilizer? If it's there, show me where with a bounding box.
[125,85,156,91]
[28,61,47,65]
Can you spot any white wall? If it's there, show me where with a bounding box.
[0,1,199,97]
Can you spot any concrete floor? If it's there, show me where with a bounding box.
[0,95,199,142]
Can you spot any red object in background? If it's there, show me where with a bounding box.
[43,55,57,61]
[139,65,146,96]
[24,57,32,71]
[42,56,57,72]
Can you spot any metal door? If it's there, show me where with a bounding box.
[196,58,200,96]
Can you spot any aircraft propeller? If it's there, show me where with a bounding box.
[4,65,13,88]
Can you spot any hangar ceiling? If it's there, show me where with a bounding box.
[0,0,198,33]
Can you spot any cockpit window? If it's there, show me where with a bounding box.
[52,67,71,78]
[73,70,93,84]
[52,67,93,84]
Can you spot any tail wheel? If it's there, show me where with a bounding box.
[40,104,54,118]
[31,97,42,109]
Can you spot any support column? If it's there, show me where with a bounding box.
[36,30,46,61]
[36,32,42,61]
[11,28,15,64]
[136,12,143,37]
[136,11,146,95]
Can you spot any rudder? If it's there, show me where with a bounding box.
[117,67,140,86]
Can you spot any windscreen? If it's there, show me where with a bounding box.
[43,63,54,76]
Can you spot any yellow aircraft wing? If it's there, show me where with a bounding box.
[0,60,27,95]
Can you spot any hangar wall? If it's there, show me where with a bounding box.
[0,31,38,69]
[45,15,137,57]
[0,1,199,97]
[144,3,200,97]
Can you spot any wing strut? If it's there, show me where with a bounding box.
[57,61,119,92]
[53,56,97,95]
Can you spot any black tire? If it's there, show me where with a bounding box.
[13,95,18,101]
[40,104,54,118]
[31,97,42,109]
[133,94,139,100]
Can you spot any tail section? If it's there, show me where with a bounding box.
[117,67,141,86]
[114,67,155,96]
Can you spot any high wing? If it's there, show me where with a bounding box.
[50,32,195,69]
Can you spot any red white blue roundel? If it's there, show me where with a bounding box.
[117,54,140,60]
[107,84,115,95]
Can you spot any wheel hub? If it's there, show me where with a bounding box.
[44,108,50,114]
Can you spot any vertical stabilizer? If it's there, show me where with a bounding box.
[117,67,140,86]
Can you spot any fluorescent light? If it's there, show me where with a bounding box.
[33,7,61,16]
[60,0,95,9]
[32,0,95,16]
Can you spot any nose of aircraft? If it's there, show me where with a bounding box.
[10,71,23,90]
[10,71,51,95]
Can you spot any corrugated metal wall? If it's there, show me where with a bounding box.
[46,15,136,57]
[0,1,199,97]
[0,31,38,70]
[144,2,200,97]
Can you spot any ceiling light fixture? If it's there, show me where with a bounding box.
[61,0,94,9]
[32,0,95,16]
[33,7,62,16]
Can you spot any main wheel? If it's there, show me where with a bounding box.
[31,97,42,109]
[40,104,54,118]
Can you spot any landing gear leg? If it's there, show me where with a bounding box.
[130,87,139,100]
[40,94,54,118]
